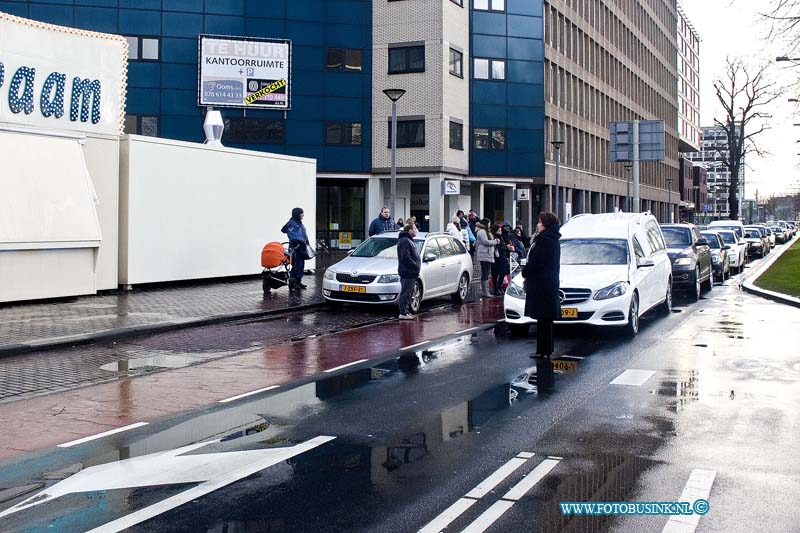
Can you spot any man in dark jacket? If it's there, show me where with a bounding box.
[396,222,421,319]
[522,211,561,358]
[369,207,397,236]
[281,207,310,290]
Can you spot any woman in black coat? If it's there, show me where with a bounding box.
[522,211,561,358]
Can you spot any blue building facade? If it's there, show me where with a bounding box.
[470,0,545,179]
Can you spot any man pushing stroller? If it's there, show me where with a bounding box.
[281,207,311,290]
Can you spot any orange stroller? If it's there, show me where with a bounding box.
[261,242,293,294]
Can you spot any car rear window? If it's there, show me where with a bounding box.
[661,227,692,247]
[560,239,629,265]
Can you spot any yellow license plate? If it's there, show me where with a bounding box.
[551,360,577,372]
[560,308,578,318]
[341,285,366,293]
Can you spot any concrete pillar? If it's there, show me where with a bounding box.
[503,186,515,226]
[367,177,384,232]
[471,182,484,219]
[429,176,445,232]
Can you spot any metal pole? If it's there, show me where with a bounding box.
[632,121,640,213]
[555,146,561,219]
[390,100,397,221]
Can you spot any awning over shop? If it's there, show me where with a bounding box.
[0,129,101,251]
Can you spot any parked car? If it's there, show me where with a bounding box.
[744,225,770,254]
[504,212,672,337]
[322,232,472,313]
[700,231,731,282]
[716,230,747,274]
[660,223,713,301]
[709,220,749,265]
[744,228,766,258]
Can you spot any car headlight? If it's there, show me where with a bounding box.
[377,274,400,283]
[752,242,762,247]
[593,281,628,300]
[324,270,336,280]
[712,254,720,264]
[506,280,526,299]
[673,257,693,266]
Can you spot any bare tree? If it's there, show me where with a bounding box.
[712,58,782,220]
[760,0,800,55]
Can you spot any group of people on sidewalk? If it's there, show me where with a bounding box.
[396,208,563,359]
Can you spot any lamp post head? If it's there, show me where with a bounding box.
[383,88,406,102]
[550,140,564,150]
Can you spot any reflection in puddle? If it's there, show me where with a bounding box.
[650,370,699,412]
[100,355,193,372]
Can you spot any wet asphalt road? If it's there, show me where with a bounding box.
[0,256,799,532]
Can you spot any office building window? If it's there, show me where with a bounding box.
[125,36,159,61]
[474,58,505,80]
[326,122,362,145]
[474,0,504,11]
[449,121,463,150]
[388,45,425,74]
[124,115,159,136]
[474,128,505,150]
[223,118,285,144]
[326,48,363,71]
[388,119,425,148]
[449,48,463,78]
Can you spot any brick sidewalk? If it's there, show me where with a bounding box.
[0,274,324,356]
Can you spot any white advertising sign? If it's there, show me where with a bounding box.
[198,35,291,110]
[0,12,127,135]
[442,180,460,195]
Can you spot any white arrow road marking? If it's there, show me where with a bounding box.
[610,369,656,386]
[0,435,335,528]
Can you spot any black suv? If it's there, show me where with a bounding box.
[660,223,713,301]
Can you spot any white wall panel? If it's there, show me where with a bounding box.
[120,136,316,285]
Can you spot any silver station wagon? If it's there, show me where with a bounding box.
[322,232,473,313]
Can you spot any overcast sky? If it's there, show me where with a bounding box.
[681,0,800,198]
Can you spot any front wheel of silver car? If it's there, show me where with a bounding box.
[625,292,640,337]
[452,273,469,303]
[659,279,672,315]
[409,280,423,314]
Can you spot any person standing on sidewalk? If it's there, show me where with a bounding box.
[281,207,310,290]
[522,211,561,358]
[369,207,397,237]
[397,220,421,319]
[475,218,499,297]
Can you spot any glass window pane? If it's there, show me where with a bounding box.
[491,0,505,10]
[327,48,344,70]
[449,121,463,149]
[474,0,489,9]
[491,60,505,80]
[141,38,159,60]
[449,49,462,76]
[345,49,362,71]
[474,58,489,79]
[326,123,341,144]
[474,128,489,149]
[124,115,137,134]
[409,46,425,71]
[491,129,505,149]
[126,36,139,60]
[388,48,405,73]
[349,123,362,145]
[265,121,284,144]
[141,116,158,137]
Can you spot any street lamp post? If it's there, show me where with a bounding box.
[383,89,406,223]
[624,162,633,212]
[665,177,673,223]
[550,140,564,219]
[693,185,700,224]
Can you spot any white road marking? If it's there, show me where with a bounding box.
[457,327,483,335]
[662,469,716,533]
[57,422,149,448]
[460,500,515,533]
[418,452,535,533]
[87,436,336,533]
[465,456,530,499]
[417,498,478,533]
[501,458,560,501]
[610,369,656,386]
[218,385,280,403]
[323,359,369,373]
[559,355,585,360]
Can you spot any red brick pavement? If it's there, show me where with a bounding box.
[0,298,504,460]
